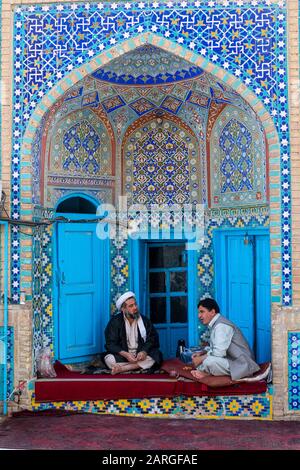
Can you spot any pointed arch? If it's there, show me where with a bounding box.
[40,104,116,207]
[207,104,269,208]
[23,33,279,165]
[21,32,281,297]
[121,109,202,205]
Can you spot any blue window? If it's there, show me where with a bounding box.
[147,243,188,359]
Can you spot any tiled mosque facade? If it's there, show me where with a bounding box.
[0,0,300,420]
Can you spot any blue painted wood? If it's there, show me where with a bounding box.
[213,231,228,315]
[214,228,271,362]
[255,234,271,362]
[226,234,254,349]
[147,242,188,359]
[129,239,148,314]
[187,249,198,348]
[56,221,104,362]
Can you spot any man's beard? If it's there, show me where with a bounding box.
[124,309,140,320]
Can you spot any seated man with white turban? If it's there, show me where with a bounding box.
[103,291,163,375]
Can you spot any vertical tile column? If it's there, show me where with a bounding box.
[290,0,300,304]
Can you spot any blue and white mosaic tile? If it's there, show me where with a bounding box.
[12,1,290,306]
[0,327,14,401]
[30,388,272,419]
[288,332,300,411]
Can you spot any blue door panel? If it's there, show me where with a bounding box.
[169,326,189,357]
[229,281,254,346]
[57,222,102,361]
[155,327,168,358]
[214,229,271,363]
[255,235,271,362]
[63,230,94,284]
[63,292,96,352]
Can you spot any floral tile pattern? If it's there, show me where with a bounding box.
[12,1,290,307]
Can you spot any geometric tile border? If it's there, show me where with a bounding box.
[32,225,54,372]
[29,386,273,420]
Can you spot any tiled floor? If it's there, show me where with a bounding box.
[0,410,299,450]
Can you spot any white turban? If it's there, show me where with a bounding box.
[116,291,136,311]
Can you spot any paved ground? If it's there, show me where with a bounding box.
[0,410,299,452]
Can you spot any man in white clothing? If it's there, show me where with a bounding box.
[191,298,260,381]
[103,291,163,375]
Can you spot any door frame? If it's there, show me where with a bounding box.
[213,226,270,311]
[129,236,198,348]
[213,226,270,357]
[52,196,110,362]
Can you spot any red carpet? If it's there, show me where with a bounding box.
[34,360,267,403]
[0,411,299,450]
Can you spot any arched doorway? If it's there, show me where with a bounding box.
[54,194,110,363]
[27,40,275,364]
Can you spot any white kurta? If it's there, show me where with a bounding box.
[105,315,155,370]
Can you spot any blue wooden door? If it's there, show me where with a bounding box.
[57,222,102,362]
[214,229,271,362]
[255,235,271,363]
[226,234,255,349]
